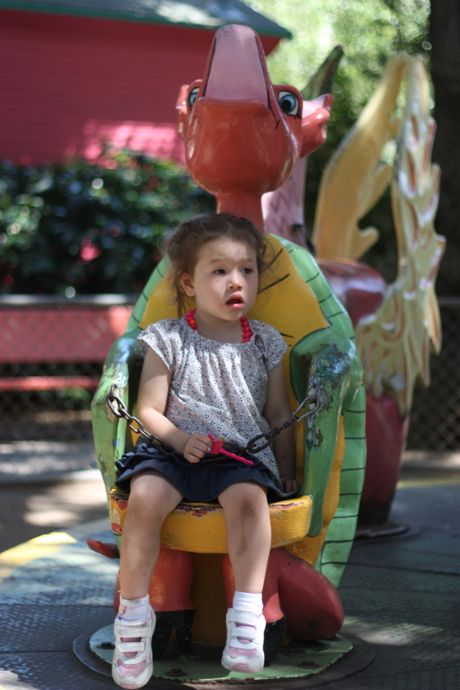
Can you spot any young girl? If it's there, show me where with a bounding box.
[112,212,297,689]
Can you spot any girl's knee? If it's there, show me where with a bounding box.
[129,474,155,502]
[221,483,268,516]
[127,494,158,524]
[128,474,176,521]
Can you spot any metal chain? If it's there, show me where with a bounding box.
[106,387,178,457]
[242,394,318,454]
[106,385,318,458]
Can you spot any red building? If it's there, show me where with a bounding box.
[0,0,290,164]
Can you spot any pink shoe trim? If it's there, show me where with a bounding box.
[222,608,265,673]
[112,605,155,689]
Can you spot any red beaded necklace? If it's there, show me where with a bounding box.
[185,309,253,343]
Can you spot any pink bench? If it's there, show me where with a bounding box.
[0,296,132,391]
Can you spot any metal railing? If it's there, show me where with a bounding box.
[406,297,460,450]
[0,296,458,450]
[0,295,134,442]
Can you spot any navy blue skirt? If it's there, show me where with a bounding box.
[115,442,293,502]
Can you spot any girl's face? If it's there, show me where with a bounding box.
[180,237,259,323]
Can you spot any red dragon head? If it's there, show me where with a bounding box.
[176,24,332,229]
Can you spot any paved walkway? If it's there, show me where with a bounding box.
[0,440,98,483]
[0,448,459,689]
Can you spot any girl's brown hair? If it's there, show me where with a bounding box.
[165,213,267,314]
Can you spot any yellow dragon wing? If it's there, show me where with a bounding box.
[313,54,407,260]
[356,56,445,415]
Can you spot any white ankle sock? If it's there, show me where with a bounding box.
[118,594,150,622]
[232,591,263,616]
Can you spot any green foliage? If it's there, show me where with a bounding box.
[0,150,214,295]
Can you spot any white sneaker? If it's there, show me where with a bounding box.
[112,605,155,689]
[222,608,265,673]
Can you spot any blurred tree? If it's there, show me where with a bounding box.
[244,0,432,281]
[430,0,460,295]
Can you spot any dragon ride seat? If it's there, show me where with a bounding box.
[91,231,366,650]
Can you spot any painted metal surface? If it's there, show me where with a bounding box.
[88,623,353,683]
[110,490,314,553]
[91,22,366,673]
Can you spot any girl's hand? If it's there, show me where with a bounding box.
[183,433,212,464]
[282,477,299,495]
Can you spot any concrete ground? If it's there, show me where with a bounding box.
[0,443,459,689]
[0,440,107,552]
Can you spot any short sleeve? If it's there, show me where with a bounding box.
[252,321,287,372]
[137,320,180,371]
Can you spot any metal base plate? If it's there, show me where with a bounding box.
[73,625,375,688]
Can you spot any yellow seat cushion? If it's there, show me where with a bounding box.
[110,491,312,554]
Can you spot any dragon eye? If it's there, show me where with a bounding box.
[278,90,300,116]
[188,87,200,108]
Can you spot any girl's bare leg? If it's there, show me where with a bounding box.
[218,482,271,592]
[119,472,182,598]
[219,482,270,672]
[113,473,181,688]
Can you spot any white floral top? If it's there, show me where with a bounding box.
[138,317,287,476]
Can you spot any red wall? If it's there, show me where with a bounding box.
[0,10,280,165]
